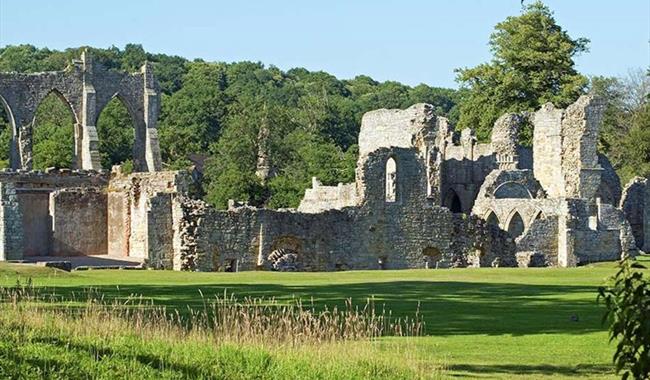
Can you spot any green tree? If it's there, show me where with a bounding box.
[96,98,134,169]
[32,93,75,170]
[159,62,229,168]
[599,258,650,380]
[456,1,589,143]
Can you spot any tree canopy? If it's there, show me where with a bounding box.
[455,1,589,143]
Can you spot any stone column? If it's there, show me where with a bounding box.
[80,51,102,170]
[557,201,577,267]
[18,122,33,170]
[142,62,162,172]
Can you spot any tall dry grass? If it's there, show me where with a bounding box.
[0,279,424,346]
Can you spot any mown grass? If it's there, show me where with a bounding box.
[1,255,648,379]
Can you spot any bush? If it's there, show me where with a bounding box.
[598,257,650,379]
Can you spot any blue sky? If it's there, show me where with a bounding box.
[1,0,648,88]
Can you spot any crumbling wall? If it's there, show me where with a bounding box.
[147,193,174,268]
[49,188,107,256]
[0,183,23,260]
[298,179,357,213]
[620,177,647,250]
[108,170,190,261]
[516,217,559,266]
[0,52,161,171]
[533,96,604,199]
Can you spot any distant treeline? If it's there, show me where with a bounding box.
[0,3,647,208]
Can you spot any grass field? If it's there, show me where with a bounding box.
[1,255,648,379]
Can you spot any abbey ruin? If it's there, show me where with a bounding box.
[0,54,648,271]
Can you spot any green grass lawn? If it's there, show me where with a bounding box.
[1,256,648,379]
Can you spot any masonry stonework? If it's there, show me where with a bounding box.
[0,58,646,270]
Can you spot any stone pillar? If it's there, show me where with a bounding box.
[557,201,577,267]
[142,62,162,172]
[80,51,102,170]
[533,103,565,198]
[0,183,23,261]
[18,122,33,170]
[146,193,174,269]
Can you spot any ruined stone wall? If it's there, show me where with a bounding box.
[147,193,174,268]
[0,183,23,261]
[297,179,357,213]
[516,217,559,266]
[620,177,647,250]
[49,188,107,256]
[533,103,566,198]
[107,170,189,262]
[533,96,604,200]
[0,171,108,258]
[171,130,517,272]
[0,52,162,171]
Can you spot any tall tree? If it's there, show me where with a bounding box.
[456,1,589,143]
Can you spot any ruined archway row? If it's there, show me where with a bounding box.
[0,51,161,172]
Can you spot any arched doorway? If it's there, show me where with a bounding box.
[445,189,463,213]
[507,211,525,239]
[32,91,76,170]
[486,211,499,227]
[423,247,443,269]
[96,96,135,171]
[269,236,303,271]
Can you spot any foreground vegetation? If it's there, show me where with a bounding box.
[1,256,648,379]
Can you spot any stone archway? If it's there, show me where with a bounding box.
[507,211,525,239]
[269,236,303,271]
[486,210,500,227]
[422,246,443,269]
[0,51,162,172]
[444,189,463,213]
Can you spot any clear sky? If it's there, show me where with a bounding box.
[1,0,648,88]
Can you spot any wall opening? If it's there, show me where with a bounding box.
[494,182,532,199]
[385,157,397,203]
[0,97,13,169]
[32,91,75,170]
[224,258,238,272]
[486,211,499,227]
[269,236,303,271]
[507,211,525,239]
[445,189,463,213]
[96,96,135,170]
[378,256,388,270]
[422,247,443,269]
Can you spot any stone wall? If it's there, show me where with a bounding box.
[533,96,604,200]
[298,178,357,213]
[0,183,23,261]
[170,105,518,272]
[620,177,647,250]
[49,188,107,256]
[107,170,189,263]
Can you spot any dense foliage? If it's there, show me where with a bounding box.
[599,258,650,379]
[455,1,589,144]
[591,71,650,184]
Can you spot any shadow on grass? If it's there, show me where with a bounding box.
[20,280,606,336]
[447,363,613,378]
